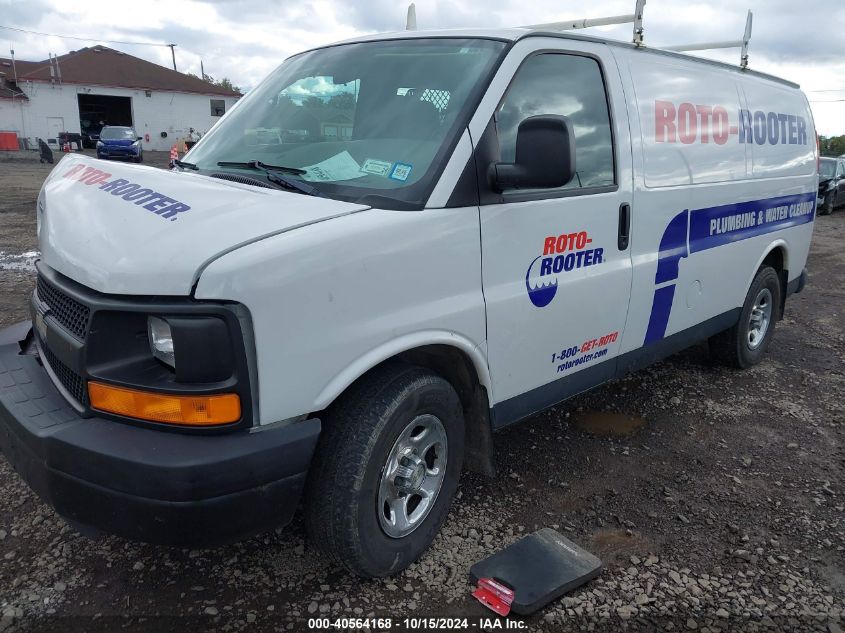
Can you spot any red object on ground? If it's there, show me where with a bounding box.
[170,145,178,162]
[472,577,515,617]
[0,131,18,151]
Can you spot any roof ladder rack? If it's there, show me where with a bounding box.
[406,3,417,31]
[404,1,647,45]
[663,10,753,68]
[521,0,647,46]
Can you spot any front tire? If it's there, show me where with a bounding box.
[304,364,464,578]
[819,192,834,215]
[710,266,781,368]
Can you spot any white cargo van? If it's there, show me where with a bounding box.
[0,24,816,578]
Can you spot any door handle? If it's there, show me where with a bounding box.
[618,203,631,250]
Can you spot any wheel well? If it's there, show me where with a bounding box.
[395,345,495,477]
[761,246,788,319]
[316,345,495,476]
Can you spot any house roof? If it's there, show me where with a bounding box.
[0,47,241,97]
[0,60,29,100]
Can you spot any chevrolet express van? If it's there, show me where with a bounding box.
[0,26,816,578]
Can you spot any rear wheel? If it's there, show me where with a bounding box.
[710,266,781,368]
[304,363,464,577]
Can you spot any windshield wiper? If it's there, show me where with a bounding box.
[217,160,306,175]
[216,160,319,196]
[173,159,198,170]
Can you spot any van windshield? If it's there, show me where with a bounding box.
[101,127,136,140]
[186,38,505,207]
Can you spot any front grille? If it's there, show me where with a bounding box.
[37,274,90,339]
[42,345,86,405]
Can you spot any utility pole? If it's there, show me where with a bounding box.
[10,47,17,84]
[168,44,177,71]
[10,46,28,144]
[200,60,205,81]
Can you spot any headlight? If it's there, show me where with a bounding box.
[132,140,140,147]
[148,316,176,369]
[96,141,104,149]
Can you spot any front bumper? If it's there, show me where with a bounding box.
[97,147,139,159]
[0,325,320,546]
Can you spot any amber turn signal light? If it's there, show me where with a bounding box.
[88,382,241,426]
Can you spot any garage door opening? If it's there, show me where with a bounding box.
[77,94,132,148]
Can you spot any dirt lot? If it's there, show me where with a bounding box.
[0,150,843,632]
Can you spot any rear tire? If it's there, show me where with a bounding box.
[710,266,781,369]
[304,363,464,578]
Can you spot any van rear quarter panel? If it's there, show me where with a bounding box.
[614,48,816,354]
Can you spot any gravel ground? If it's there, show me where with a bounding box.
[0,150,843,632]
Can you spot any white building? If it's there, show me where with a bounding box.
[0,46,241,152]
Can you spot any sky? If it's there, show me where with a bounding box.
[2,0,844,135]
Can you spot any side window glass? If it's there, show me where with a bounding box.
[496,54,615,191]
[838,161,845,178]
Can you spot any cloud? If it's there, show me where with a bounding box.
[2,0,843,134]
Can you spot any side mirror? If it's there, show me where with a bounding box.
[137,136,143,141]
[489,115,576,192]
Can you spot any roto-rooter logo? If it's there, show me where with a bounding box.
[654,101,809,146]
[525,232,604,308]
[62,163,191,221]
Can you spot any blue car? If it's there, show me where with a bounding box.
[96,126,143,162]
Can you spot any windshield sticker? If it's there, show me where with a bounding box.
[361,159,394,177]
[302,151,364,182]
[389,163,412,182]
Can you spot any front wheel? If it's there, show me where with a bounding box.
[304,363,464,577]
[710,266,781,368]
[819,192,834,215]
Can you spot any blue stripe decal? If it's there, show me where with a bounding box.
[655,210,689,284]
[644,285,677,344]
[689,193,815,254]
[643,192,815,346]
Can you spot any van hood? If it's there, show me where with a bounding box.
[39,154,370,295]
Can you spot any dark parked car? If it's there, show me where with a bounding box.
[96,126,143,163]
[818,157,845,215]
[80,117,105,149]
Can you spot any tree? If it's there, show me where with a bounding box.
[820,135,845,157]
[212,77,241,94]
[328,92,356,111]
[302,96,326,111]
[185,71,242,94]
